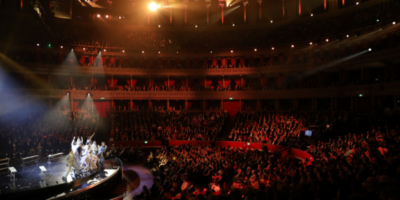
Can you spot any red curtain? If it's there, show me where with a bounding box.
[187,101,193,110]
[181,80,186,86]
[206,80,212,87]
[89,56,96,64]
[109,57,116,65]
[93,101,110,117]
[217,79,222,87]
[79,55,85,66]
[164,81,168,86]
[145,80,155,86]
[212,59,218,67]
[235,79,241,86]
[224,80,231,87]
[107,79,118,87]
[224,101,240,117]
[169,80,175,86]
[90,79,98,86]
[231,58,236,65]
[221,58,227,66]
[101,57,106,64]
[127,80,137,86]
[239,58,245,65]
[242,79,247,87]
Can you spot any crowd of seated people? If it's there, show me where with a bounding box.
[133,116,400,200]
[0,106,100,164]
[110,110,226,142]
[228,110,350,143]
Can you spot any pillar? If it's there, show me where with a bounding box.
[130,99,133,110]
[149,100,152,109]
[185,99,188,110]
[111,99,114,112]
[91,74,94,87]
[149,76,152,89]
[184,4,188,25]
[170,6,173,24]
[243,1,248,23]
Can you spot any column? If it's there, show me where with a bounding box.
[170,6,173,24]
[243,1,248,23]
[185,99,188,110]
[91,74,94,88]
[149,100,152,109]
[206,3,211,25]
[130,99,133,110]
[149,76,152,89]
[70,74,73,86]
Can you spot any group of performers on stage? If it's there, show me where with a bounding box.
[63,133,107,181]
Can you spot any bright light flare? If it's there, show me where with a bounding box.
[148,2,160,11]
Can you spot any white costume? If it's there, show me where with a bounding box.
[71,137,83,170]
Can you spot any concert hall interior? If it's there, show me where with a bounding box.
[0,0,400,199]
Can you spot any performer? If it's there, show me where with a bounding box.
[87,150,98,171]
[62,150,80,181]
[97,142,107,169]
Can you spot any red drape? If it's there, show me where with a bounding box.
[181,80,186,86]
[231,58,236,65]
[79,55,85,66]
[239,58,245,65]
[212,59,218,67]
[107,79,118,87]
[235,79,241,86]
[101,57,106,64]
[206,80,212,87]
[169,80,175,86]
[224,101,240,117]
[90,79,98,86]
[109,57,116,65]
[217,79,222,87]
[187,101,193,110]
[127,80,137,86]
[224,80,231,87]
[89,56,96,64]
[242,79,247,87]
[221,58,227,66]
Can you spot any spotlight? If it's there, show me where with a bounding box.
[148,2,160,11]
[67,92,70,96]
[106,15,109,18]
[254,48,257,51]
[158,51,160,54]
[310,14,313,17]
[368,48,372,52]
[270,20,273,23]
[104,49,106,52]
[310,42,313,45]
[37,43,40,47]
[356,2,359,5]
[272,47,274,50]
[232,24,235,26]
[122,50,125,53]
[60,46,63,49]
[210,51,212,53]
[142,51,144,53]
[231,50,233,53]
[87,93,90,97]
[393,21,396,25]
[326,39,329,42]
[97,14,100,18]
[158,25,161,28]
[176,51,179,54]
[291,45,294,48]
[119,16,121,19]
[83,48,85,50]
[346,34,349,38]
[195,25,198,28]
[229,97,233,100]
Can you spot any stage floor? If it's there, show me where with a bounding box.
[0,156,120,200]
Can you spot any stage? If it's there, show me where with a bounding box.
[0,155,122,200]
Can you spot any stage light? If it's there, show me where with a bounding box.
[231,50,233,53]
[142,51,144,53]
[232,24,235,26]
[37,43,40,47]
[148,2,160,11]
[310,14,313,17]
[176,51,179,54]
[346,34,349,38]
[393,21,396,25]
[210,51,212,53]
[97,14,100,18]
[104,49,106,52]
[230,97,233,100]
[270,20,273,23]
[119,16,121,19]
[254,48,257,51]
[87,93,90,97]
[356,2,359,5]
[359,94,363,97]
[368,48,372,52]
[310,42,313,45]
[71,48,73,51]
[158,25,161,28]
[122,50,125,53]
[272,47,274,50]
[83,48,85,50]
[60,46,63,49]
[326,39,329,42]
[144,141,148,144]
[291,45,294,48]
[158,51,160,54]
[195,25,198,28]
[106,15,109,18]
[67,92,70,96]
